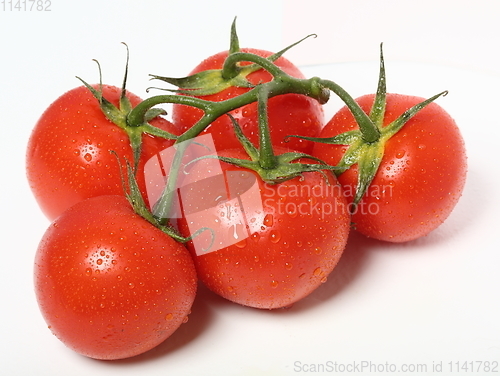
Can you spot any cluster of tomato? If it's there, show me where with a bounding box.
[26,22,467,360]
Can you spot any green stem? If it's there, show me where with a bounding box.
[319,78,380,143]
[222,51,287,80]
[152,140,191,225]
[256,87,277,169]
[127,69,369,225]
[127,94,215,128]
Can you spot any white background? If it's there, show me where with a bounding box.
[1,1,499,375]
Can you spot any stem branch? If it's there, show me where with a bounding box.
[319,79,380,143]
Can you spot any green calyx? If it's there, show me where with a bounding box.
[219,115,337,184]
[291,44,448,206]
[148,18,316,97]
[76,44,178,169]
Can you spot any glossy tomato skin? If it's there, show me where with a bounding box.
[26,85,178,221]
[313,93,467,242]
[172,48,323,153]
[34,195,197,360]
[176,148,350,309]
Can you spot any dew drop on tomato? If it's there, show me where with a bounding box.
[395,150,406,159]
[251,232,260,242]
[313,267,324,277]
[263,214,274,227]
[269,230,281,244]
[235,239,247,248]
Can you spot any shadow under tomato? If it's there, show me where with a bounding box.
[279,230,374,314]
[282,168,484,313]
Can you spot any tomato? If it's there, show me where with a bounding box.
[26,84,177,221]
[313,93,467,242]
[34,195,197,360]
[172,48,324,153]
[176,147,350,309]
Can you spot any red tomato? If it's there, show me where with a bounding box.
[176,147,350,309]
[34,195,197,360]
[172,48,324,153]
[313,93,467,242]
[26,84,177,221]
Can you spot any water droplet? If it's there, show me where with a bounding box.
[253,255,260,263]
[284,262,293,270]
[85,268,92,276]
[270,280,279,289]
[396,151,406,159]
[117,275,123,281]
[314,247,323,255]
[286,207,298,218]
[263,214,274,227]
[182,316,189,324]
[84,153,92,162]
[128,282,135,289]
[269,230,281,244]
[165,313,174,321]
[251,232,260,242]
[96,259,103,265]
[235,239,247,248]
[313,267,323,277]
